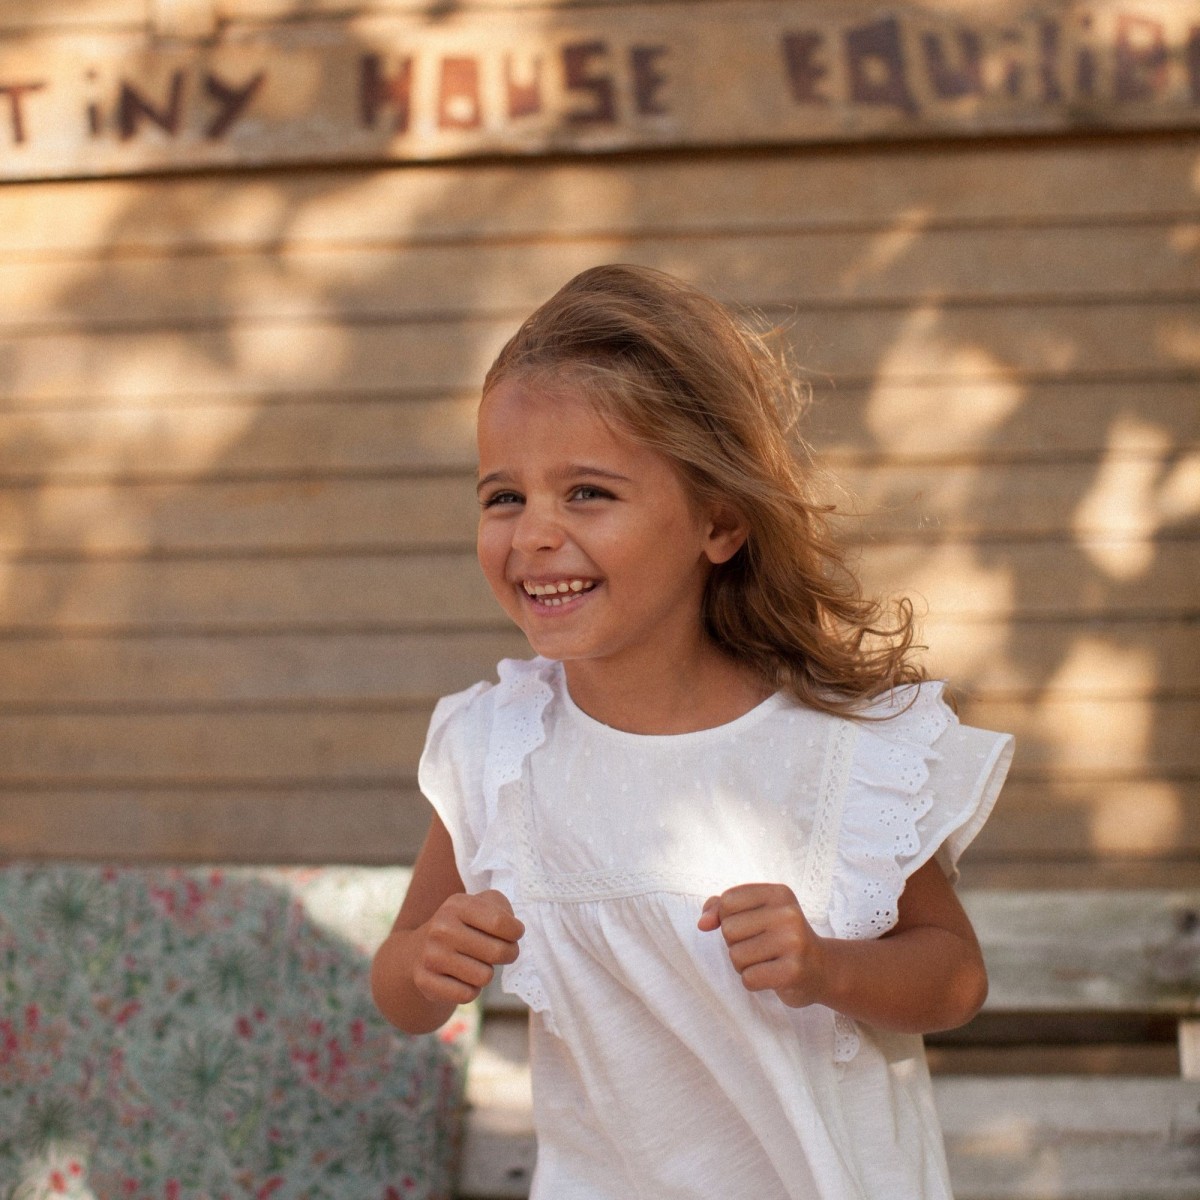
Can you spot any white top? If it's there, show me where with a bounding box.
[419,656,1014,1200]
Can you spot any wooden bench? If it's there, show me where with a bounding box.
[457,890,1200,1200]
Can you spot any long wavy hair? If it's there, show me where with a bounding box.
[482,264,925,715]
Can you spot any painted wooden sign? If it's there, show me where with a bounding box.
[0,1,1198,179]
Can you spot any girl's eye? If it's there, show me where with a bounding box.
[481,490,522,508]
[571,485,612,501]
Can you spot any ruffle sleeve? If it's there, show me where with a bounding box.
[825,682,1014,944]
[416,656,560,1032]
[416,679,495,895]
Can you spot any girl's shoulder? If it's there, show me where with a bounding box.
[423,656,559,766]
[823,679,1014,939]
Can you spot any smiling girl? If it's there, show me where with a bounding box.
[371,265,1013,1198]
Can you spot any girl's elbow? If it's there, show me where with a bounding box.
[942,955,988,1031]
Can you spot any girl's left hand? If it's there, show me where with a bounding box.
[698,883,829,1009]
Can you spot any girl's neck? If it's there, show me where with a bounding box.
[562,645,772,736]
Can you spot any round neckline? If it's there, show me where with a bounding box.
[554,662,789,743]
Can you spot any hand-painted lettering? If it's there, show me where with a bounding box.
[1188,26,1200,104]
[1038,19,1063,104]
[360,54,413,132]
[562,41,617,124]
[844,17,919,116]
[781,32,830,104]
[630,45,670,115]
[921,29,983,99]
[118,72,185,140]
[505,53,543,119]
[0,83,45,145]
[438,57,483,129]
[1114,14,1168,101]
[203,70,265,139]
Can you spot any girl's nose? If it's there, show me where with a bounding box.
[512,503,565,553]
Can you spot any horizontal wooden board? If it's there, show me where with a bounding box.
[8,4,1200,181]
[4,457,1197,550]
[0,302,1193,402]
[0,629,522,706]
[0,708,431,780]
[2,699,1196,782]
[961,889,1200,1013]
[0,620,1191,706]
[961,696,1200,773]
[2,381,1194,471]
[0,140,1195,257]
[805,380,1200,463]
[0,785,432,864]
[938,1077,1200,1200]
[972,779,1200,858]
[0,475,482,553]
[2,223,1195,333]
[0,0,147,31]
[0,550,491,628]
[0,394,479,470]
[0,541,1195,632]
[960,859,1200,889]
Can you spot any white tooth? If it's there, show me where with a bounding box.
[557,582,570,593]
[569,580,585,592]
[547,597,561,606]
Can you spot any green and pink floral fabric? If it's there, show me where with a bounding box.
[0,866,472,1200]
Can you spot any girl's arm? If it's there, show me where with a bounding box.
[698,858,987,1034]
[371,813,524,1035]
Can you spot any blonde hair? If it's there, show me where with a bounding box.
[483,264,925,715]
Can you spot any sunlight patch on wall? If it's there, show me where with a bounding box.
[838,208,929,295]
[1040,637,1154,773]
[1072,414,1200,580]
[866,306,1023,455]
[863,542,1015,620]
[1091,781,1183,855]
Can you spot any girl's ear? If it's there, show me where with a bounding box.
[702,504,749,565]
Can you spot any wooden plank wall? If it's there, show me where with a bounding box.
[0,130,1196,882]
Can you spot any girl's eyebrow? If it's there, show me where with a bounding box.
[476,465,633,493]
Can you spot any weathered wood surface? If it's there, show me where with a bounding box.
[0,131,1194,869]
[0,225,1195,332]
[3,2,1199,181]
[0,140,1193,257]
[0,302,1192,401]
[960,891,1200,1015]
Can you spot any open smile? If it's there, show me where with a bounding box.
[521,578,598,608]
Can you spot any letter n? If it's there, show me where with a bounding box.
[118,72,185,140]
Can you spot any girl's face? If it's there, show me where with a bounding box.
[476,377,744,681]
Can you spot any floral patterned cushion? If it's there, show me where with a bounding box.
[0,865,474,1200]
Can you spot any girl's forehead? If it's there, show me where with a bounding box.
[477,377,682,480]
[479,376,621,441]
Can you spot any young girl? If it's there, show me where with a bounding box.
[371,264,1013,1198]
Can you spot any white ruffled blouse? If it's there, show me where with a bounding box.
[419,657,1013,1200]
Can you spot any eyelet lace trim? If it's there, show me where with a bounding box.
[797,721,862,1064]
[802,684,952,1065]
[825,683,952,944]
[477,657,560,1034]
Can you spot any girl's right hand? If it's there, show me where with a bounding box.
[413,889,525,1006]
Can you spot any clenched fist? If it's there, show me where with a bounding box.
[698,883,829,1009]
[413,889,525,1007]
